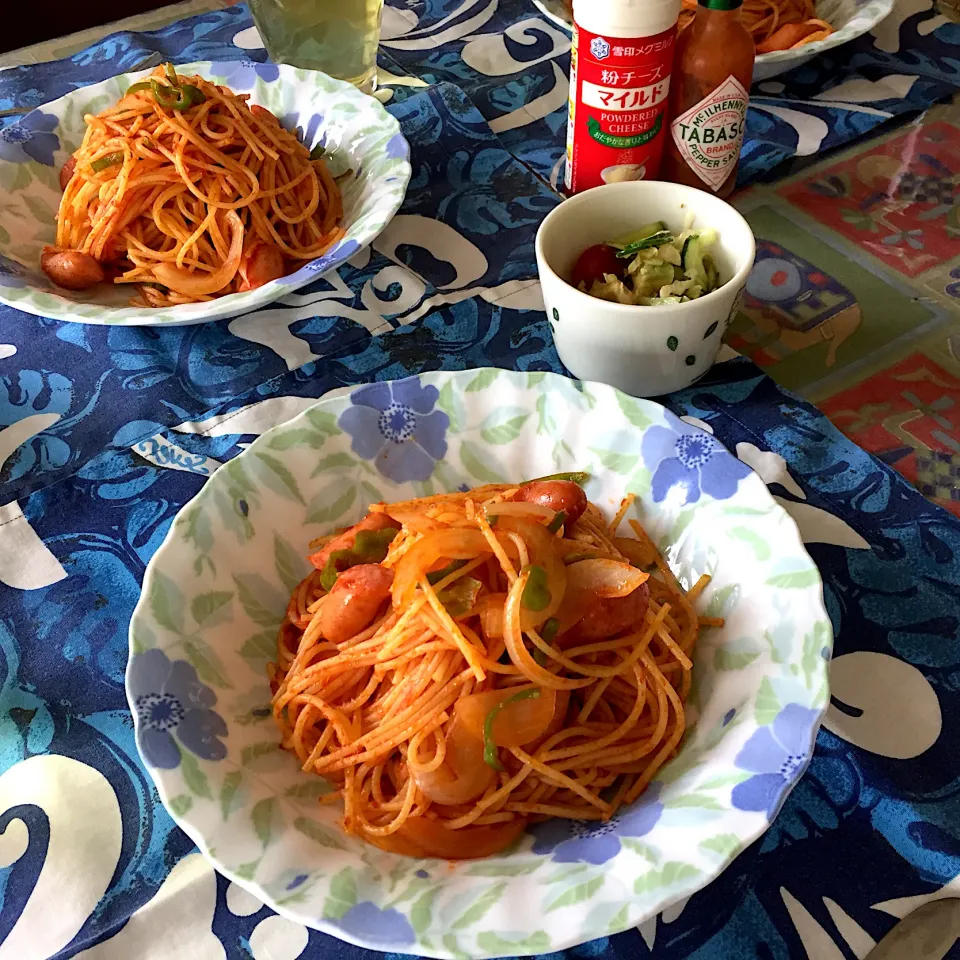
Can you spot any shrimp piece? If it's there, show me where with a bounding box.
[320,564,394,644]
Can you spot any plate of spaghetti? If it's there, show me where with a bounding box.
[533,0,893,81]
[127,368,831,957]
[0,61,410,325]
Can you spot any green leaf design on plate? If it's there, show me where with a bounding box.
[309,452,363,477]
[220,770,242,820]
[545,875,604,912]
[466,861,540,877]
[190,591,233,626]
[545,864,589,884]
[451,882,507,929]
[307,484,357,525]
[616,392,653,429]
[619,838,659,862]
[634,861,698,894]
[169,794,193,817]
[729,526,771,561]
[700,833,741,858]
[411,886,441,936]
[480,408,530,445]
[535,394,556,434]
[460,440,505,484]
[306,408,339,437]
[268,427,328,451]
[476,931,550,953]
[285,780,334,799]
[178,749,212,798]
[766,567,820,589]
[442,934,469,960]
[240,631,277,668]
[714,648,759,671]
[527,372,546,387]
[666,793,725,810]
[465,369,499,392]
[606,904,629,932]
[274,533,305,592]
[802,621,830,688]
[182,636,233,689]
[254,452,306,505]
[324,867,357,920]
[234,859,260,881]
[241,742,279,766]
[293,816,346,849]
[234,573,285,627]
[253,797,279,848]
[150,570,185,634]
[755,677,781,725]
[437,379,466,433]
[590,448,639,474]
[704,584,738,619]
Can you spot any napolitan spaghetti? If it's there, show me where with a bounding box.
[269,475,720,859]
[679,0,833,51]
[43,63,344,306]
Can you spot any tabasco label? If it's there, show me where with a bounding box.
[565,26,675,194]
[670,75,749,192]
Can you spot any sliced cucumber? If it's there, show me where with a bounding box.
[704,254,719,293]
[610,221,667,248]
[616,230,674,259]
[681,234,708,290]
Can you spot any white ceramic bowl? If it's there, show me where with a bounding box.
[127,368,830,958]
[536,180,756,398]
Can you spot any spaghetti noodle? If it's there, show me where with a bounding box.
[679,0,834,51]
[45,63,344,306]
[270,476,717,859]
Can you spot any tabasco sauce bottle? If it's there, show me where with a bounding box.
[661,0,755,199]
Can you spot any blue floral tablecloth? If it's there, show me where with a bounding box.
[1,1,960,958]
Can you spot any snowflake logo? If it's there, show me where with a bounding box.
[591,36,611,60]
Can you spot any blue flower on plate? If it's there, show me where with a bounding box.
[731,703,820,818]
[339,378,449,483]
[128,648,227,769]
[210,60,280,91]
[0,110,60,165]
[338,902,415,946]
[531,784,664,864]
[641,410,751,504]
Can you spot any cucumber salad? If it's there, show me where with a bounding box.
[570,219,723,307]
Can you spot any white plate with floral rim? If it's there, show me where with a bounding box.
[0,61,410,326]
[531,0,894,81]
[126,367,831,958]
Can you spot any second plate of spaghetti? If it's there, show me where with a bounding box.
[128,368,831,957]
[0,61,410,325]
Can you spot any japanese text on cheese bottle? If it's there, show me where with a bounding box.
[565,0,681,195]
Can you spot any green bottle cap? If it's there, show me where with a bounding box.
[698,0,743,8]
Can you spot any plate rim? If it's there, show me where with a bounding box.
[126,367,832,957]
[0,59,411,327]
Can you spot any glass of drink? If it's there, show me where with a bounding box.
[248,0,385,94]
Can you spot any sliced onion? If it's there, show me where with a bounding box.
[153,210,243,296]
[455,685,557,747]
[477,592,506,638]
[407,716,495,806]
[614,536,658,569]
[387,509,448,535]
[503,569,592,691]
[392,528,492,609]
[485,501,555,520]
[566,559,650,599]
[495,517,567,628]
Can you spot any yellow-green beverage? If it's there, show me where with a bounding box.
[248,0,384,93]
